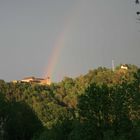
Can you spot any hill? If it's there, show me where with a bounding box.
[0,64,140,140]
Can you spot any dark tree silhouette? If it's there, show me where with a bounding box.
[137,11,140,15]
[135,0,140,17]
[5,102,43,140]
[136,0,139,4]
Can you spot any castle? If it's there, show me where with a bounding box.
[13,76,51,85]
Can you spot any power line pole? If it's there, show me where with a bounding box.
[112,60,115,72]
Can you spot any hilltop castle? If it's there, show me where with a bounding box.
[13,76,51,85]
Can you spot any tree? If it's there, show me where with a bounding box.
[75,80,140,140]
[5,101,43,140]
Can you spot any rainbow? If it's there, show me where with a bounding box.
[45,30,66,78]
[44,1,83,80]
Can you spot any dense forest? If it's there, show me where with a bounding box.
[0,64,140,140]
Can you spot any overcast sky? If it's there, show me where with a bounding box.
[0,0,140,82]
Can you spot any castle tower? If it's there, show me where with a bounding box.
[40,76,51,85]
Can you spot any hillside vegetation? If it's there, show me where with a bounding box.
[0,64,140,140]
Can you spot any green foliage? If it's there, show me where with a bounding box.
[0,92,42,140]
[33,119,74,140]
[5,102,43,140]
[74,81,140,140]
[0,64,140,140]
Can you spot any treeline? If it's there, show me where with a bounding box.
[0,64,140,140]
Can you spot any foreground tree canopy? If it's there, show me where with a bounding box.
[0,64,140,140]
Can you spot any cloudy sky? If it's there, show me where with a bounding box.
[0,0,140,82]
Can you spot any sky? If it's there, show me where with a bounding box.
[0,0,140,82]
